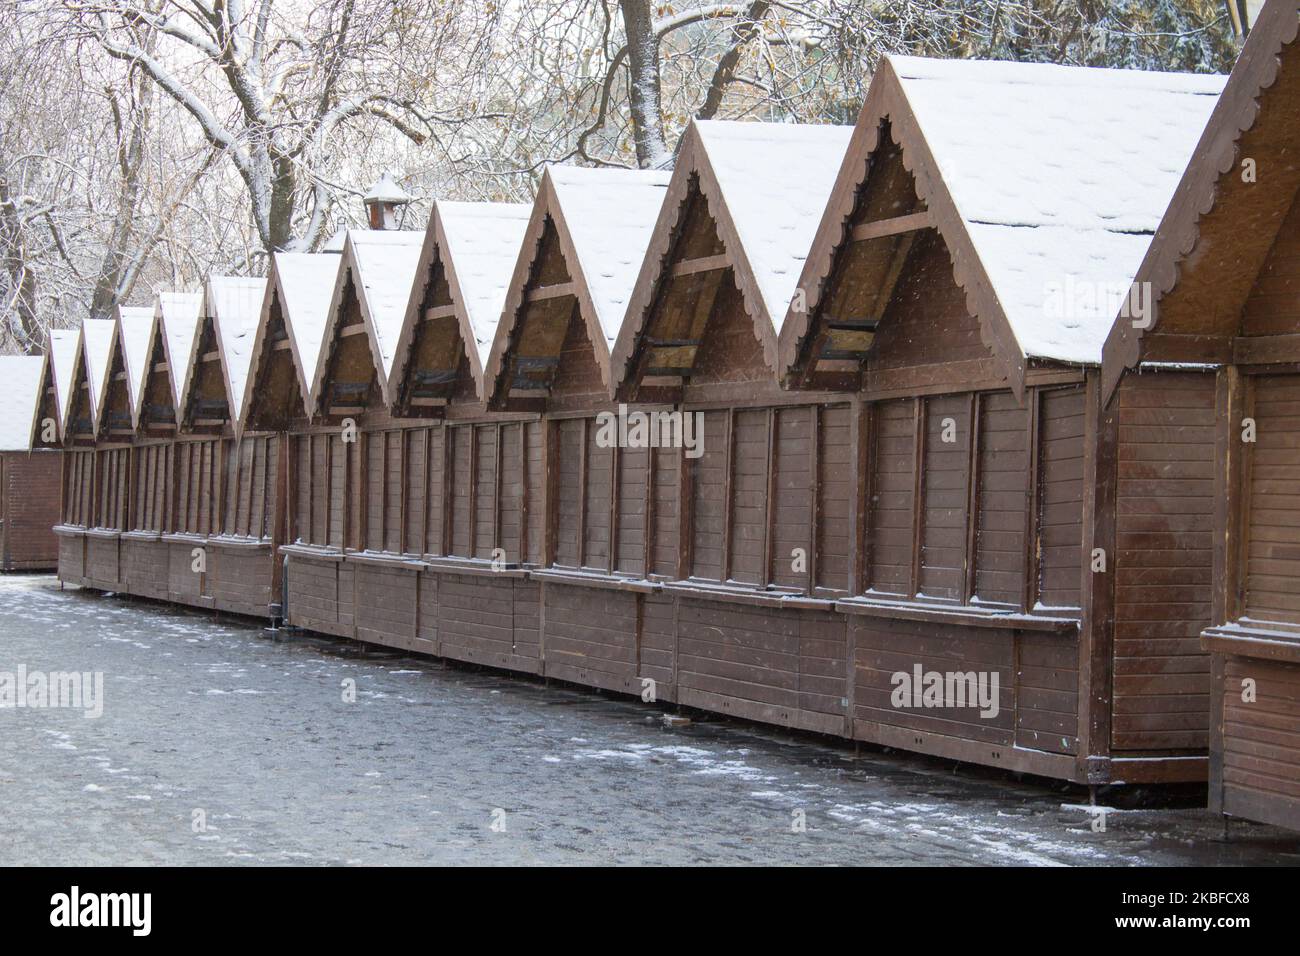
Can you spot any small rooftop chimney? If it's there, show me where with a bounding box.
[363,173,412,230]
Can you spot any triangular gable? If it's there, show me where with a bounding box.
[484,166,670,410]
[117,306,156,433]
[48,328,80,438]
[242,251,341,430]
[0,355,45,452]
[611,120,851,401]
[389,200,530,413]
[1102,0,1300,399]
[206,275,267,431]
[156,291,203,413]
[310,230,422,416]
[79,318,117,439]
[136,297,178,433]
[779,55,1224,398]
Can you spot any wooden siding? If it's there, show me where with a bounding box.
[1244,375,1300,623]
[1220,656,1300,829]
[1113,372,1215,752]
[1,451,61,570]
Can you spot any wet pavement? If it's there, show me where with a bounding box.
[1,575,1297,866]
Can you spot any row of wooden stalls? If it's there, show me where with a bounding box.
[46,9,1300,829]
[0,352,62,570]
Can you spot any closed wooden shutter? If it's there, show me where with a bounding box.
[555,419,583,567]
[690,409,729,580]
[649,444,678,576]
[728,408,768,586]
[919,394,972,602]
[499,422,524,564]
[867,399,916,595]
[1036,386,1086,609]
[450,425,472,556]
[526,422,545,565]
[474,424,498,559]
[1246,374,1300,623]
[584,419,612,570]
[817,404,853,593]
[770,406,811,589]
[615,443,648,576]
[425,427,445,555]
[974,391,1029,607]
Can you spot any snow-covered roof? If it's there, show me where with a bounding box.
[270,252,341,407]
[345,229,424,383]
[81,318,117,424]
[48,328,80,433]
[206,276,268,423]
[693,120,854,335]
[157,291,203,409]
[887,54,1224,365]
[546,165,671,348]
[437,201,531,370]
[0,355,44,451]
[365,172,411,204]
[116,306,155,425]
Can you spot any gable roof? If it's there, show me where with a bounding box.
[241,251,341,425]
[1101,0,1300,399]
[116,305,156,431]
[311,229,423,408]
[205,275,268,428]
[48,327,81,438]
[388,200,531,403]
[776,54,1224,395]
[484,166,671,402]
[156,291,204,412]
[81,317,118,427]
[0,355,46,452]
[611,120,853,391]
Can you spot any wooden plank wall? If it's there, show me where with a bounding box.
[0,451,61,570]
[1112,371,1215,752]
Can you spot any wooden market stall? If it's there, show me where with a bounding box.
[776,55,1224,784]
[0,354,61,571]
[480,166,671,690]
[604,122,853,721]
[56,317,117,588]
[241,249,343,622]
[369,200,536,665]
[1102,0,1300,826]
[285,226,424,639]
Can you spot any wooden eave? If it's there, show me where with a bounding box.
[1101,0,1300,400]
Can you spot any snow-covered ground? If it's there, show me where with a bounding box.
[1,575,1296,866]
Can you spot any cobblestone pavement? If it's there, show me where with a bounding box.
[1,575,1297,866]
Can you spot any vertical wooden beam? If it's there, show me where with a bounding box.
[852,400,872,595]
[441,424,453,556]
[961,392,982,604]
[1213,365,1246,627]
[721,408,734,581]
[609,441,619,574]
[643,441,656,577]
[518,422,530,564]
[466,425,478,557]
[574,418,588,567]
[421,426,433,555]
[677,428,692,580]
[273,432,291,605]
[1022,389,1041,612]
[909,397,926,598]
[493,422,503,556]
[1076,370,1116,772]
[762,407,777,588]
[400,429,410,555]
[1234,375,1256,620]
[808,404,822,594]
[543,419,558,567]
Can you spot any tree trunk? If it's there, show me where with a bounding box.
[619,0,670,168]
